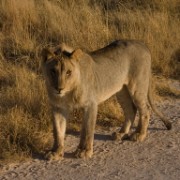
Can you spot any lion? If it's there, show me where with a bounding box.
[41,40,172,160]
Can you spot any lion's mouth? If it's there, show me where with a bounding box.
[56,92,65,96]
[52,88,70,97]
[56,90,67,97]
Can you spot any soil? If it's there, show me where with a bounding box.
[0,80,179,180]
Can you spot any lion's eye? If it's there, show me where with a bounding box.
[66,70,72,76]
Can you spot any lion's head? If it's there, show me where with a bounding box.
[42,45,83,97]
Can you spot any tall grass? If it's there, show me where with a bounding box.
[0,0,179,162]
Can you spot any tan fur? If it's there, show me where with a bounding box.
[41,40,172,160]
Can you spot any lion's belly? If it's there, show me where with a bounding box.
[94,67,129,104]
[97,82,125,103]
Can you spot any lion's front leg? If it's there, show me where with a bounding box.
[75,102,97,159]
[45,110,67,160]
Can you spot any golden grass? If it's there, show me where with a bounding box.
[154,76,180,98]
[0,60,51,161]
[0,0,179,162]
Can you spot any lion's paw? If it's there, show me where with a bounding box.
[74,148,93,159]
[130,132,147,142]
[112,132,129,141]
[45,149,64,161]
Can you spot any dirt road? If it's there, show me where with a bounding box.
[0,95,180,180]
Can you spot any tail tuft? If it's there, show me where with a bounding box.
[165,122,172,130]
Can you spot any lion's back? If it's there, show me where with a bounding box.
[90,40,151,76]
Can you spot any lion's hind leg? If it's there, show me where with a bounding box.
[112,85,137,141]
[130,92,150,142]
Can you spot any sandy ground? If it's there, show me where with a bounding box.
[0,81,180,180]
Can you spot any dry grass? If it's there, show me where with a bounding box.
[154,76,180,98]
[0,0,180,162]
[0,60,52,161]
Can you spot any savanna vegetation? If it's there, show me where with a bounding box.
[0,0,180,162]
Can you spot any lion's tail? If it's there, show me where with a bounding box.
[148,76,172,130]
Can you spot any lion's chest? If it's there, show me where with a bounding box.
[48,92,84,111]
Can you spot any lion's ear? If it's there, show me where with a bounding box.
[71,49,83,61]
[41,48,55,63]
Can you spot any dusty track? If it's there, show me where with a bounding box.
[0,91,180,180]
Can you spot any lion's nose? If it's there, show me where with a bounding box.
[57,87,64,93]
